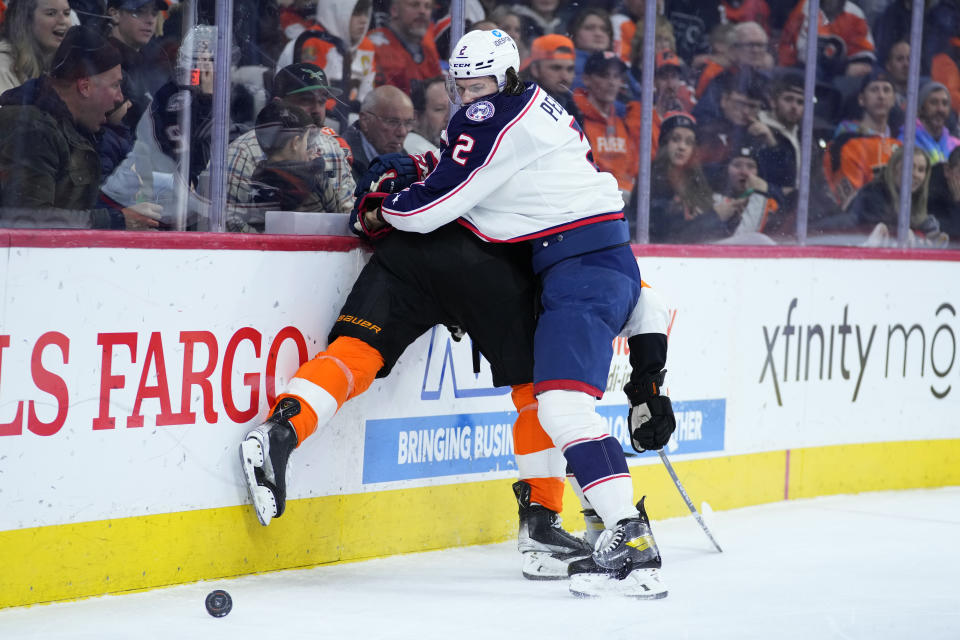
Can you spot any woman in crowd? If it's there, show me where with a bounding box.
[567,6,613,89]
[639,112,744,243]
[849,146,949,247]
[0,0,71,94]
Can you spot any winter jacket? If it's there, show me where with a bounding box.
[0,39,22,95]
[0,77,123,228]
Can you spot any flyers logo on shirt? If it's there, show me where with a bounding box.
[466,100,495,122]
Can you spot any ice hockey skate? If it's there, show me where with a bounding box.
[513,481,592,580]
[239,396,300,526]
[568,497,668,599]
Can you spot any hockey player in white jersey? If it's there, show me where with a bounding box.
[353,29,671,598]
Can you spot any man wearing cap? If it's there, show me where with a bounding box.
[652,50,695,117]
[520,34,583,125]
[717,144,781,238]
[901,81,959,166]
[756,71,804,194]
[225,63,356,232]
[105,0,171,130]
[824,68,901,209]
[0,26,161,229]
[573,51,640,199]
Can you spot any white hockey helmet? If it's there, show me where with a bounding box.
[448,29,521,91]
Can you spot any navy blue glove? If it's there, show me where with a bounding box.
[353,152,438,197]
[354,153,417,197]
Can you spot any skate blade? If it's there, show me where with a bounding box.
[569,568,668,599]
[521,551,587,581]
[239,438,276,527]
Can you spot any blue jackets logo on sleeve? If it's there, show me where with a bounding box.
[466,100,496,122]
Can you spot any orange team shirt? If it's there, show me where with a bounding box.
[931,52,960,114]
[778,1,874,68]
[573,90,641,193]
[720,0,771,33]
[696,60,725,99]
[367,26,441,94]
[611,15,637,63]
[823,134,900,208]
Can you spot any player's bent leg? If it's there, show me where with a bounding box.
[240,337,384,526]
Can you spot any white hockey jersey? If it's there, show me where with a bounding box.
[380,84,625,242]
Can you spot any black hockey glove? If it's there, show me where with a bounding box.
[623,370,676,452]
[353,152,438,198]
[349,191,390,239]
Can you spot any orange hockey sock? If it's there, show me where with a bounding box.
[275,337,384,445]
[512,383,565,514]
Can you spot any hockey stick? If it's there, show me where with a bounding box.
[658,449,723,552]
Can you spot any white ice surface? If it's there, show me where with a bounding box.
[2,487,958,640]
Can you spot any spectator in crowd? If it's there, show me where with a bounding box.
[930,37,960,114]
[487,5,528,61]
[824,69,901,209]
[641,112,724,243]
[105,0,170,130]
[276,0,376,111]
[0,26,161,229]
[755,71,803,196]
[927,146,960,238]
[848,146,948,247]
[651,50,696,118]
[695,68,769,180]
[874,0,960,76]
[779,0,875,80]
[345,83,415,181]
[404,75,445,155]
[573,51,640,200]
[224,63,356,232]
[624,20,683,102]
[693,21,771,123]
[247,102,341,217]
[883,40,910,130]
[610,0,645,63]
[511,0,566,42]
[567,6,613,90]
[368,0,441,95]
[692,22,735,98]
[902,81,960,166]
[719,0,771,34]
[713,144,781,240]
[727,20,772,69]
[520,33,582,124]
[0,0,71,94]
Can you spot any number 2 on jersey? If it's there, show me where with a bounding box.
[451,134,475,166]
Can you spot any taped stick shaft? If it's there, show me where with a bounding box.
[658,449,723,552]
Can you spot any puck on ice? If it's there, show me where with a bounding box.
[205,590,232,617]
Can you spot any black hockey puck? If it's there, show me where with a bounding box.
[205,589,232,618]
